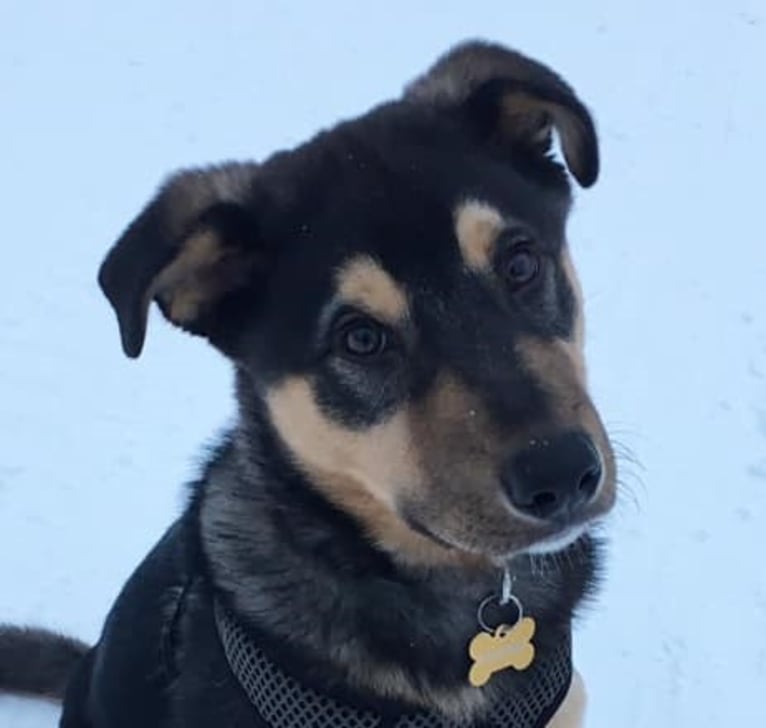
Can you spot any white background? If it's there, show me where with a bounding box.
[1,1,764,726]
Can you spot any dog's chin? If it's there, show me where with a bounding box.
[518,523,589,555]
[404,510,590,562]
[479,523,591,563]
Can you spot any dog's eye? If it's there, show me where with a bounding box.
[337,318,388,359]
[500,242,540,289]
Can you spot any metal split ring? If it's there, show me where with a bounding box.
[476,592,524,634]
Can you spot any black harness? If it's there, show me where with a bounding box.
[215,600,572,728]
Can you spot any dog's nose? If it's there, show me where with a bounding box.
[503,432,602,520]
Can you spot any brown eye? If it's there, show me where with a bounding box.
[339,319,388,358]
[501,246,540,288]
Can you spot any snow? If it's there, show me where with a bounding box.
[1,1,764,726]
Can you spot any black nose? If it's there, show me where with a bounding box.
[503,432,602,520]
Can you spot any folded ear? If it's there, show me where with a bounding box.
[98,162,263,358]
[405,41,599,187]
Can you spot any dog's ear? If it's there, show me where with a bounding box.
[98,162,264,358]
[405,41,599,187]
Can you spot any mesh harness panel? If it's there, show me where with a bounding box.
[214,600,571,728]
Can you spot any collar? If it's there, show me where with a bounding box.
[214,599,572,728]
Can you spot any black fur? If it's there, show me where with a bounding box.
[0,627,87,700]
[1,40,613,727]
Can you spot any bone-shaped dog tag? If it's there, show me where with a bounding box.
[467,616,536,687]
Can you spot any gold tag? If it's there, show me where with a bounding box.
[467,616,536,687]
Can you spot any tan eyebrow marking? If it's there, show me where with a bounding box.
[335,255,408,323]
[454,200,505,272]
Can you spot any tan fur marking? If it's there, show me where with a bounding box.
[149,229,253,325]
[454,200,504,272]
[406,373,549,554]
[336,256,408,323]
[498,93,588,181]
[150,231,223,323]
[499,93,553,142]
[266,377,479,568]
[547,669,587,727]
[561,247,587,383]
[516,336,616,512]
[561,248,585,348]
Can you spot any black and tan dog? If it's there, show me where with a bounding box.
[0,41,615,727]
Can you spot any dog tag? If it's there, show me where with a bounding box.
[467,616,536,687]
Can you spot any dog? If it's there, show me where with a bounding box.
[0,40,615,727]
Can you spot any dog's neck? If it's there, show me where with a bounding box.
[197,390,594,721]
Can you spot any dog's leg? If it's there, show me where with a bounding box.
[547,669,587,727]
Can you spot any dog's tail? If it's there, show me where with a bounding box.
[0,626,89,700]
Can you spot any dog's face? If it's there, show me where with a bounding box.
[99,42,615,566]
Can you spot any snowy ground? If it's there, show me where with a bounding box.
[1,2,764,726]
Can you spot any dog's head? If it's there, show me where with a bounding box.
[100,41,615,566]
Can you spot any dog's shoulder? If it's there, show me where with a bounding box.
[72,444,268,727]
[70,515,199,726]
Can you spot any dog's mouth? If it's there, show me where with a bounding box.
[402,512,458,551]
[520,522,589,555]
[401,507,597,560]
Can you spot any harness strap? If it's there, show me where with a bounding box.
[214,600,572,728]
